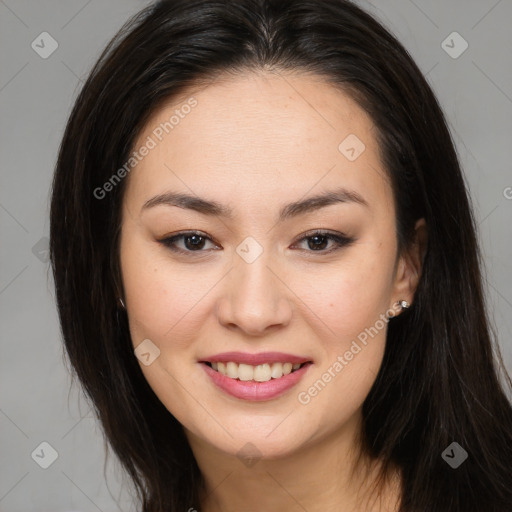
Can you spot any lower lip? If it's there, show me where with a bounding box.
[201,362,312,402]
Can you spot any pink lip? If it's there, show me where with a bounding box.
[200,361,313,402]
[199,351,312,365]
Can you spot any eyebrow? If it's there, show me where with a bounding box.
[141,186,369,221]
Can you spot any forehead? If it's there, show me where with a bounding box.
[123,71,391,215]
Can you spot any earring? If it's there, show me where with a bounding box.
[397,299,410,310]
[119,297,126,309]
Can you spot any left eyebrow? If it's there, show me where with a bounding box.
[141,186,369,221]
[279,186,369,221]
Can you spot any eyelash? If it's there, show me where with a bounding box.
[159,230,355,256]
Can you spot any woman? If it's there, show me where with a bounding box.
[49,0,512,510]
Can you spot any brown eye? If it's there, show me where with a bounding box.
[292,231,355,254]
[159,231,218,253]
[306,234,329,251]
[159,230,355,256]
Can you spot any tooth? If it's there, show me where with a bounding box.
[270,362,283,379]
[226,361,238,379]
[254,363,271,382]
[210,361,303,380]
[238,363,254,381]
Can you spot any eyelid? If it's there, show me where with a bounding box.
[158,229,355,255]
[159,230,219,253]
[290,230,355,253]
[293,228,350,241]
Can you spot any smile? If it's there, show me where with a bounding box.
[200,361,313,401]
[205,361,306,381]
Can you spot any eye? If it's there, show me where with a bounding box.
[292,230,355,254]
[158,230,355,256]
[159,231,219,254]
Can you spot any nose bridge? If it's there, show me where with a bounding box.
[218,244,291,334]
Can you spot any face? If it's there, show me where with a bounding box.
[119,71,420,461]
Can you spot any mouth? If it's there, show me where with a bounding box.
[200,359,313,401]
[202,360,311,381]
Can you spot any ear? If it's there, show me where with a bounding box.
[391,218,428,310]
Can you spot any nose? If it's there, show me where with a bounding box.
[216,253,292,336]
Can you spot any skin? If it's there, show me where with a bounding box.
[119,70,427,512]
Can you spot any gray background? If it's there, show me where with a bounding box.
[1,0,511,510]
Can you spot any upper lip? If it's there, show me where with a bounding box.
[199,351,312,365]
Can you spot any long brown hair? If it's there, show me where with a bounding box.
[49,0,512,510]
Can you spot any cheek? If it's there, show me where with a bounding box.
[291,253,393,403]
[297,254,394,343]
[309,272,390,373]
[295,270,390,431]
[120,236,213,350]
